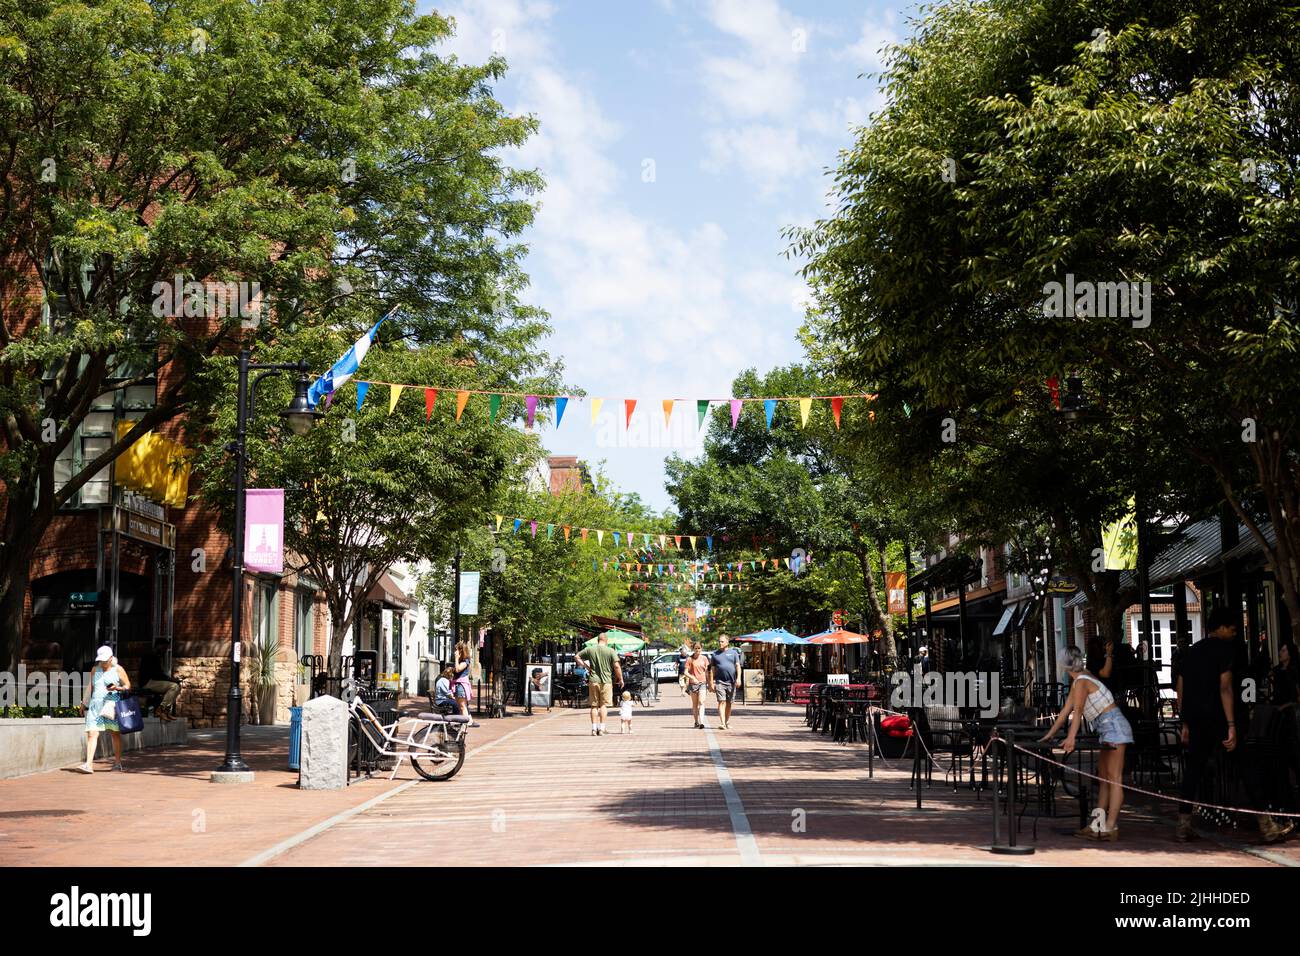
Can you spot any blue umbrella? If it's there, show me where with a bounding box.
[738,627,806,645]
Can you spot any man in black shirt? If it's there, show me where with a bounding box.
[1176,608,1293,843]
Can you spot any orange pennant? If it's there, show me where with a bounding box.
[424,388,438,420]
[662,399,674,426]
[624,399,637,428]
[455,390,470,422]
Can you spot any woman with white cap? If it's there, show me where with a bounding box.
[78,645,131,773]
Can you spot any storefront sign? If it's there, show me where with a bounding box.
[827,673,849,685]
[102,507,176,549]
[526,662,552,708]
[743,669,764,703]
[244,489,284,574]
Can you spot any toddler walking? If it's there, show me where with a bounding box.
[619,691,634,734]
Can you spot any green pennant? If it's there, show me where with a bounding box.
[547,523,554,539]
[696,399,710,428]
[489,393,502,422]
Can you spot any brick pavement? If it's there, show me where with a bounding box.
[264,692,1289,867]
[1,692,1290,867]
[0,703,557,867]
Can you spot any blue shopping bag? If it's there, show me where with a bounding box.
[115,693,144,734]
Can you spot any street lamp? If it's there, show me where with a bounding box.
[213,351,322,784]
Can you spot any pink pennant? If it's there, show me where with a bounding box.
[730,399,742,429]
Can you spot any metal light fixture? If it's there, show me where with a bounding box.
[281,368,323,436]
[1058,374,1091,425]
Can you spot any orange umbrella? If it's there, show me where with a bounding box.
[804,628,870,644]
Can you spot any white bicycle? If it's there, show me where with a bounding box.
[347,693,469,782]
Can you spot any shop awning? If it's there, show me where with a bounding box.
[992,604,1017,637]
[908,553,980,594]
[367,571,411,610]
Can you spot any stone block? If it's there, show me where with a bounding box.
[298,695,348,790]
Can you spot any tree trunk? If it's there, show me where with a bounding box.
[857,550,890,647]
[1,486,42,673]
[0,557,31,675]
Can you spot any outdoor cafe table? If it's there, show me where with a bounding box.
[1005,733,1102,831]
[792,682,875,705]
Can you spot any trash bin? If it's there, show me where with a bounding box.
[288,705,303,771]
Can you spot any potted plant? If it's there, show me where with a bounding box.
[251,632,281,725]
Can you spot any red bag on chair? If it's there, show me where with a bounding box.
[880,714,912,738]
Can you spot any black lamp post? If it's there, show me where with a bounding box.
[213,351,322,782]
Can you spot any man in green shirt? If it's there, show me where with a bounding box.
[576,633,624,736]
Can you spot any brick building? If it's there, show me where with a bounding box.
[8,266,336,726]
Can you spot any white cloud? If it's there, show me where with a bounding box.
[698,0,808,121]
[701,125,819,197]
[837,13,901,72]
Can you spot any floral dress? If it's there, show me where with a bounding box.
[85,665,122,732]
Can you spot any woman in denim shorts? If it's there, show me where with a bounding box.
[1040,646,1134,841]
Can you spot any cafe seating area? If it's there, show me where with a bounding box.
[791,672,1297,841]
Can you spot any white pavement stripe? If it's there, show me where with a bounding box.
[239,707,576,867]
[703,726,762,866]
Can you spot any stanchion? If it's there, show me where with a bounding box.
[867,706,874,779]
[987,732,1035,855]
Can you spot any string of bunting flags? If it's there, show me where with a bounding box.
[340,379,876,431]
[488,514,812,575]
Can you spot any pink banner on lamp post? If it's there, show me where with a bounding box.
[244,489,284,574]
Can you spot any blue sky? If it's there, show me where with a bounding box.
[430,0,914,511]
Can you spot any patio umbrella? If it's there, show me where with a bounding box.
[803,628,870,644]
[584,629,645,652]
[738,627,806,645]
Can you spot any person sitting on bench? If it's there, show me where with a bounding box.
[433,667,457,715]
[139,639,181,721]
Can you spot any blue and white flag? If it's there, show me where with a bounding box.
[307,309,393,408]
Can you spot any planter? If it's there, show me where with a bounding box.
[0,717,188,779]
[256,685,279,725]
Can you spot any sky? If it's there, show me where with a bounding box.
[429,0,914,511]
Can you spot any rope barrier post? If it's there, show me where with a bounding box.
[867,705,874,779]
[911,707,923,810]
[991,735,1002,847]
[988,732,1034,855]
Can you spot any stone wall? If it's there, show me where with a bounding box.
[171,654,303,727]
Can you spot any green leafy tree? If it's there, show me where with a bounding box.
[187,329,554,670]
[446,478,665,715]
[793,0,1276,640]
[667,365,909,656]
[0,0,541,669]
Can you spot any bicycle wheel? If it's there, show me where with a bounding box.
[411,734,466,781]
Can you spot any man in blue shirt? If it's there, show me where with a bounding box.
[708,634,744,730]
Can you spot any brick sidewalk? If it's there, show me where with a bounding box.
[263,693,1289,867]
[2,694,1289,867]
[0,704,560,867]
